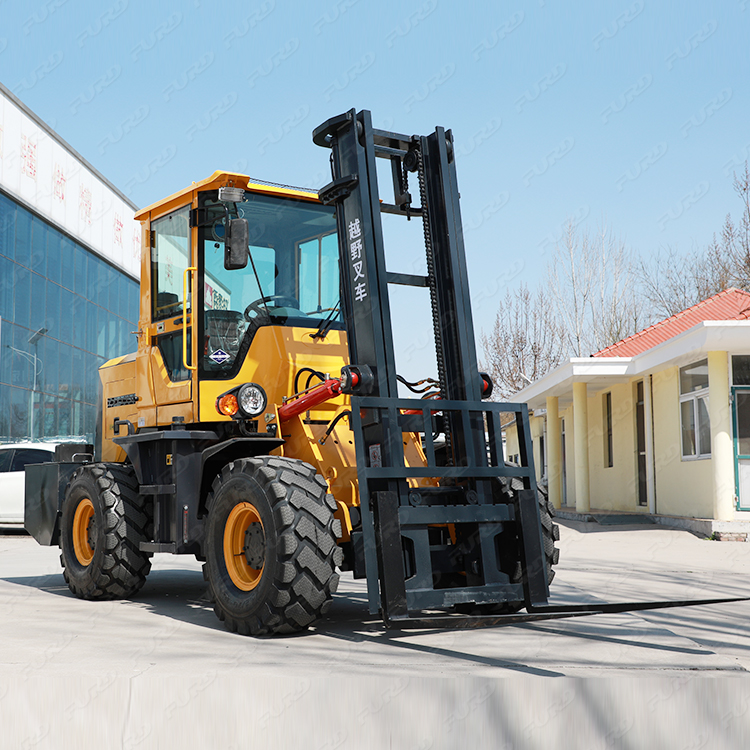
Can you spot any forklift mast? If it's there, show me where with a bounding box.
[313,109,550,625]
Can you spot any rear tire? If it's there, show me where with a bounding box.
[60,463,152,600]
[203,456,343,636]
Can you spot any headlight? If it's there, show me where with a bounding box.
[237,383,266,417]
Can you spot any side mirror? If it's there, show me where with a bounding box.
[224,218,248,270]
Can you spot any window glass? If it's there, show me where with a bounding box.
[0,319,11,385]
[70,347,84,402]
[697,396,711,455]
[680,359,709,394]
[198,191,338,378]
[30,272,46,333]
[58,342,72,401]
[59,287,74,345]
[732,356,750,386]
[45,281,60,339]
[10,386,28,438]
[298,234,340,315]
[0,254,13,321]
[11,324,32,386]
[15,208,32,267]
[72,294,86,350]
[86,301,98,354]
[11,448,54,471]
[0,193,16,258]
[31,218,47,274]
[681,400,696,457]
[14,263,31,329]
[74,245,88,297]
[43,396,58,438]
[0,449,11,472]
[61,237,75,291]
[46,228,61,284]
[679,359,710,458]
[157,331,191,381]
[152,207,190,321]
[58,398,71,437]
[0,386,9,438]
[43,337,59,396]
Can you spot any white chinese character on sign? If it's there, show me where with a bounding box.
[355,282,367,302]
[348,218,361,240]
[353,260,364,280]
[350,239,362,260]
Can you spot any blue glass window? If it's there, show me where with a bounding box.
[61,237,75,290]
[15,208,32,267]
[0,194,15,258]
[72,295,87,350]
[75,245,89,297]
[42,337,58,396]
[30,273,46,333]
[13,264,31,329]
[31,218,47,275]
[0,254,13,321]
[10,386,28,438]
[46,229,61,284]
[45,281,60,340]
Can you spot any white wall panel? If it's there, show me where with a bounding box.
[0,86,139,279]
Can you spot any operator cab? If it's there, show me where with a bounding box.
[148,178,341,384]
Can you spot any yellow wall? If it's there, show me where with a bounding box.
[651,366,713,518]
[531,366,715,518]
[585,381,639,511]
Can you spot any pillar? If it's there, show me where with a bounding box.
[546,396,562,509]
[708,351,734,521]
[572,381,590,512]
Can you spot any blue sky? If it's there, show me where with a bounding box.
[1,0,748,379]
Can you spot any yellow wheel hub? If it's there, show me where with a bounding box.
[72,498,96,566]
[224,502,265,591]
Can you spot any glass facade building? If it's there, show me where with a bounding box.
[0,190,139,442]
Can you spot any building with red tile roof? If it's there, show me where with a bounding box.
[507,289,750,534]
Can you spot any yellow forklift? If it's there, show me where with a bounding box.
[25,109,741,635]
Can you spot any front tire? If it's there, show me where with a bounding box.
[203,456,343,636]
[60,464,152,600]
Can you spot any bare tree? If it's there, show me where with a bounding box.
[639,163,750,318]
[721,162,750,287]
[547,221,640,355]
[480,284,566,399]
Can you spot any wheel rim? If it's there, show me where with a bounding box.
[72,498,96,566]
[223,502,265,591]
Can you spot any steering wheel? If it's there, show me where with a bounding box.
[244,295,300,321]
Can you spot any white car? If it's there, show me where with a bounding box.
[0,443,58,527]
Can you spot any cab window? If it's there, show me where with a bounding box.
[152,206,191,321]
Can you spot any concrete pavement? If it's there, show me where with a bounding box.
[2,519,750,747]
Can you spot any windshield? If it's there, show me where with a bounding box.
[199,190,341,378]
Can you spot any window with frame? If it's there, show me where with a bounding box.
[679,359,711,459]
[151,206,191,322]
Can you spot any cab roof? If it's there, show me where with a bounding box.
[134,171,321,221]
